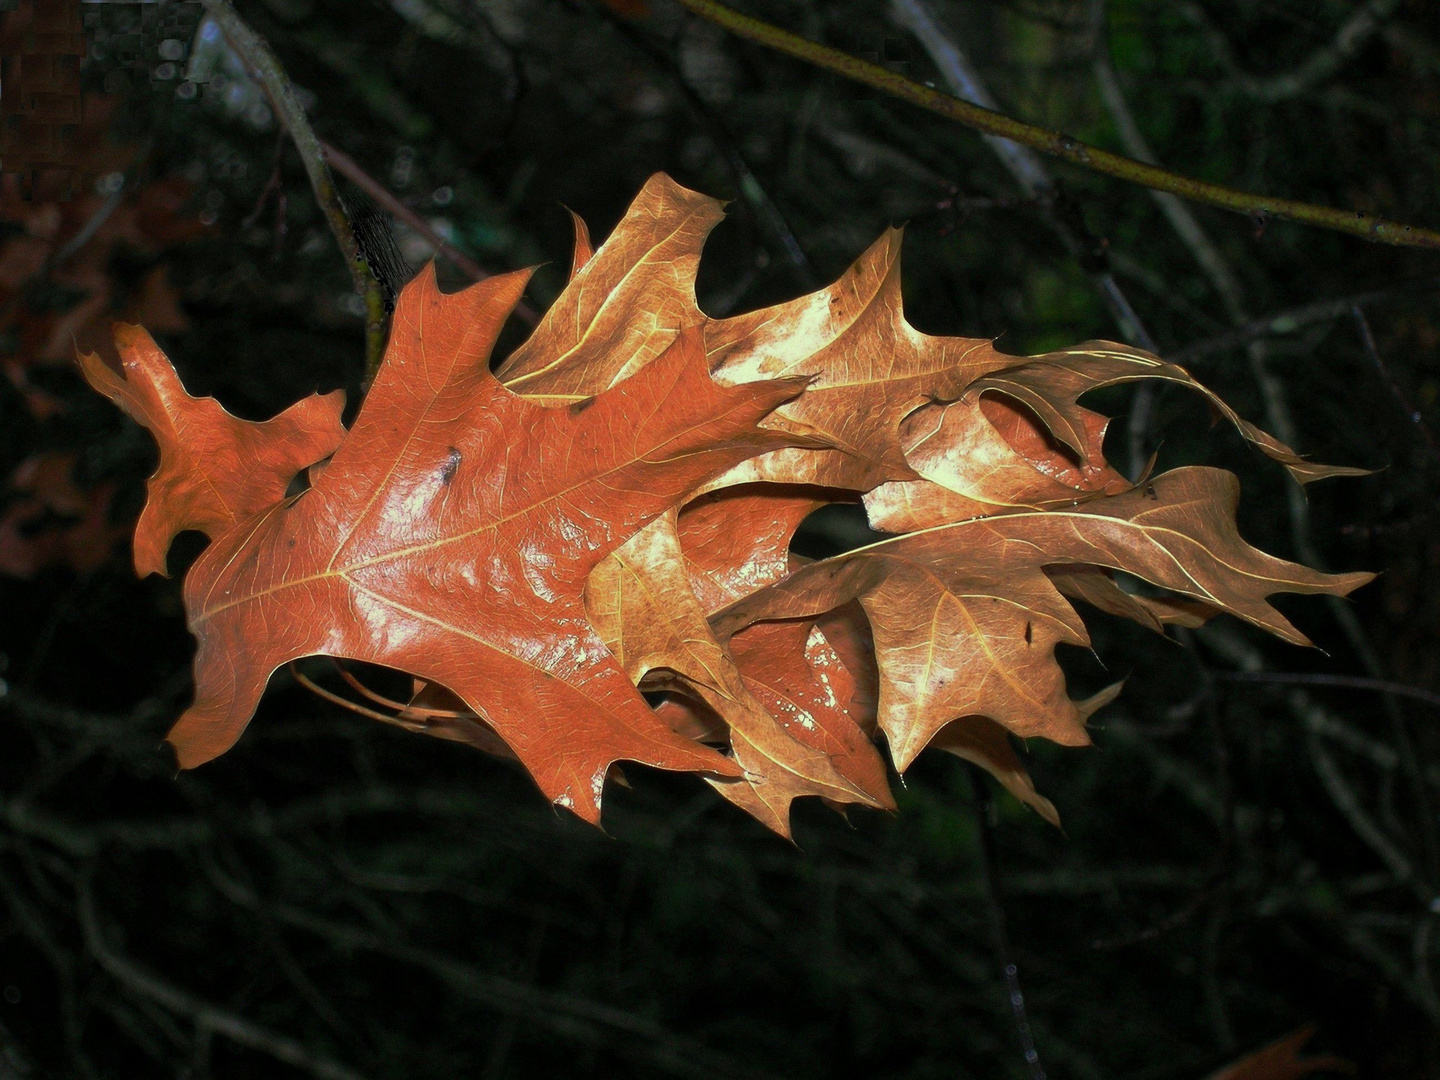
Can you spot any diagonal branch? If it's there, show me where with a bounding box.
[892,0,1154,350]
[1171,277,1440,364]
[78,881,370,1080]
[892,0,1158,477]
[669,0,1440,251]
[200,0,388,380]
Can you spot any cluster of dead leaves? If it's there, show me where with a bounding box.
[82,174,1370,835]
[0,91,203,579]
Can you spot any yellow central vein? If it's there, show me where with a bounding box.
[504,215,701,388]
[195,398,761,624]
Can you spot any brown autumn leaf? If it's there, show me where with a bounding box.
[2,160,205,372]
[712,467,1371,770]
[929,714,1064,828]
[970,342,1371,485]
[87,170,1372,835]
[503,178,1348,824]
[89,264,812,822]
[864,340,1365,534]
[1046,563,1218,633]
[499,176,1018,495]
[589,485,889,833]
[727,619,893,809]
[652,617,895,829]
[584,505,882,835]
[505,184,1014,826]
[863,389,1131,531]
[676,484,829,611]
[503,191,878,830]
[496,173,721,403]
[78,324,348,578]
[707,228,1013,492]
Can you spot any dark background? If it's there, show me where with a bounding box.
[1,0,1438,1076]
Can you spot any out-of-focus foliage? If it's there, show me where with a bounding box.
[0,0,1437,1077]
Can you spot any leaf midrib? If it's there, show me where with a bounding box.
[194,396,772,624]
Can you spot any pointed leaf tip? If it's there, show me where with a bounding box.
[79,324,348,577]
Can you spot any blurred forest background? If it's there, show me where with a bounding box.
[0,0,1438,1076]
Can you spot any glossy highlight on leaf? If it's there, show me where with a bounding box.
[88,172,1373,834]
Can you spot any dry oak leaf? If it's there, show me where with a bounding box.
[499,180,1134,822]
[521,175,1362,826]
[504,184,1048,829]
[707,228,1013,492]
[675,484,829,613]
[135,265,807,822]
[865,341,1364,533]
[712,467,1372,770]
[652,618,895,831]
[500,174,1015,494]
[727,619,894,809]
[674,487,897,828]
[929,714,1066,829]
[796,598,1063,826]
[496,174,722,403]
[497,180,884,830]
[79,324,347,577]
[585,505,884,836]
[1046,564,1217,633]
[971,342,1371,486]
[863,389,1131,531]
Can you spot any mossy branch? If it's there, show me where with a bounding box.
[673,0,1440,252]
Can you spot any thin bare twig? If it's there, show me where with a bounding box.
[670,0,1440,250]
[1351,305,1440,464]
[201,862,787,1080]
[1200,625,1436,907]
[1170,277,1440,364]
[78,881,370,1080]
[1183,0,1405,103]
[1092,0,1440,891]
[966,765,1047,1080]
[200,0,388,381]
[890,0,1158,479]
[318,139,539,327]
[1216,671,1440,710]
